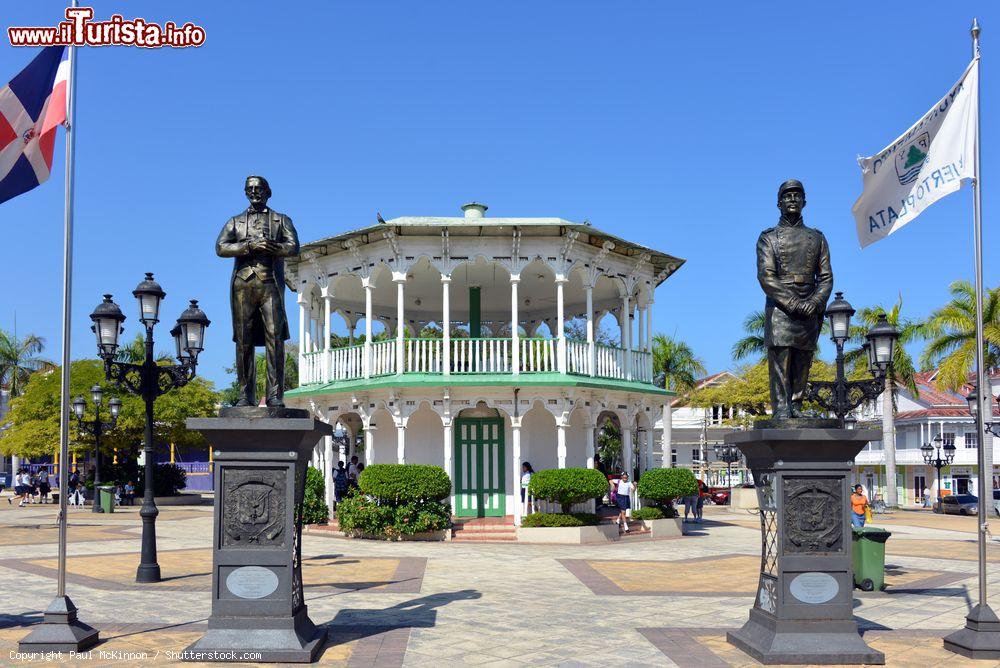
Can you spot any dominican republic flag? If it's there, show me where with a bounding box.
[0,46,68,205]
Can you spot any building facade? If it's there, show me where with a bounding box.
[283,203,684,524]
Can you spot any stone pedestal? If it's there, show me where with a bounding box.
[725,428,885,665]
[185,409,331,663]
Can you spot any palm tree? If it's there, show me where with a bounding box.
[651,333,707,392]
[921,280,1000,391]
[847,297,923,509]
[732,311,767,362]
[0,330,53,397]
[114,333,173,364]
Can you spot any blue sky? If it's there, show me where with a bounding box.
[0,1,997,389]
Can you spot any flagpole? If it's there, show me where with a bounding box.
[20,0,98,652]
[943,17,1000,659]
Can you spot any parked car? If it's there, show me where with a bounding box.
[709,487,730,505]
[933,494,979,515]
[993,490,1000,517]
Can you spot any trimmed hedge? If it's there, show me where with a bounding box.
[302,466,329,525]
[359,464,451,502]
[637,468,698,515]
[528,468,608,514]
[631,507,666,521]
[520,512,600,528]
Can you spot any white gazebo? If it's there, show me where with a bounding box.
[284,202,684,525]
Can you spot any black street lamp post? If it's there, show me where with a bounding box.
[89,273,209,583]
[805,292,900,425]
[71,385,121,513]
[713,443,741,504]
[921,435,957,504]
[966,386,1000,438]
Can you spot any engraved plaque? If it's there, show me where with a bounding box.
[789,572,839,604]
[226,566,279,599]
[222,468,287,548]
[783,477,842,553]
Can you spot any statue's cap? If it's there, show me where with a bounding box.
[778,179,805,200]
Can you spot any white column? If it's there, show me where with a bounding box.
[557,422,567,469]
[586,282,595,376]
[586,423,596,468]
[646,300,654,352]
[303,300,313,355]
[637,306,645,351]
[297,292,307,380]
[364,422,375,464]
[394,274,406,374]
[396,422,406,464]
[442,276,451,377]
[323,434,334,511]
[443,418,454,511]
[512,417,523,525]
[322,291,332,383]
[511,275,520,375]
[622,427,634,513]
[556,276,567,373]
[622,293,632,380]
[363,280,373,379]
[662,401,672,467]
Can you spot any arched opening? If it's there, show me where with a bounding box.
[521,401,557,472]
[369,408,396,464]
[595,410,623,474]
[406,403,444,466]
[453,403,512,518]
[565,407,591,469]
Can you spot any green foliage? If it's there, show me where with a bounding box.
[221,346,299,407]
[528,468,608,514]
[302,466,330,525]
[637,468,698,512]
[920,281,1000,391]
[652,333,707,392]
[0,330,53,398]
[392,499,452,535]
[596,417,621,472]
[359,464,451,502]
[337,495,450,538]
[0,359,218,459]
[632,507,666,520]
[99,462,186,496]
[520,512,600,527]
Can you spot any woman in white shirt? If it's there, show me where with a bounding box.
[521,462,535,515]
[613,472,636,533]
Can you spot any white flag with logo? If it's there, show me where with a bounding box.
[852,59,978,248]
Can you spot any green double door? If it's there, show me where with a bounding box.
[454,417,506,517]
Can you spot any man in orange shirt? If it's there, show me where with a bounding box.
[851,484,868,528]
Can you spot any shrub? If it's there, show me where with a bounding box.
[632,507,666,521]
[393,499,452,535]
[336,494,394,536]
[123,463,187,496]
[359,464,451,502]
[520,512,600,528]
[528,468,608,514]
[637,468,698,514]
[301,466,329,525]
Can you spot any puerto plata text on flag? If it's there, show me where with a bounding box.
[852,58,978,248]
[0,46,68,205]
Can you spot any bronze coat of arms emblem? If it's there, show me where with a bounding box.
[783,478,842,553]
[222,469,286,547]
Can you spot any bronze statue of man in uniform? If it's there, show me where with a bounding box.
[217,176,300,408]
[756,179,833,420]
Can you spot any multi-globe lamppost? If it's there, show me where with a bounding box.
[71,385,121,513]
[89,273,209,583]
[804,291,900,425]
[920,434,957,505]
[713,442,741,504]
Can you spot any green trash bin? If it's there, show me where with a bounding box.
[852,526,891,591]
[98,485,115,514]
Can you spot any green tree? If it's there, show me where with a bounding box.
[0,359,218,459]
[731,311,767,362]
[921,281,1000,391]
[0,330,54,397]
[220,345,299,406]
[596,416,622,472]
[564,318,619,346]
[651,333,706,392]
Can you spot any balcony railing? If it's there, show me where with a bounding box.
[299,337,656,387]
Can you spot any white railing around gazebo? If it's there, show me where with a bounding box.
[299,337,655,386]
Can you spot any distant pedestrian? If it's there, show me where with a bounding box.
[15,469,31,507]
[124,481,135,506]
[851,484,869,528]
[348,455,360,481]
[355,462,365,480]
[520,462,535,514]
[333,462,348,506]
[695,480,706,524]
[613,472,635,533]
[37,468,50,504]
[68,468,83,508]
[922,487,931,508]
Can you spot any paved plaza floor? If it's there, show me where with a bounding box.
[3,499,1000,666]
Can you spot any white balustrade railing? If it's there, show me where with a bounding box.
[594,343,624,380]
[520,337,555,373]
[330,344,363,381]
[370,339,396,376]
[566,339,589,375]
[301,351,324,385]
[452,338,510,373]
[631,349,653,383]
[406,338,443,374]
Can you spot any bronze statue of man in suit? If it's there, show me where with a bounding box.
[216,176,299,407]
[756,179,833,420]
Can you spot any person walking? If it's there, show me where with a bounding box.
[123,480,135,506]
[333,461,348,509]
[695,479,707,524]
[68,468,82,508]
[15,469,30,507]
[613,472,635,533]
[851,484,869,528]
[520,462,535,515]
[36,467,50,504]
[922,486,931,509]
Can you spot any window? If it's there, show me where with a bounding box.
[692,449,700,463]
[965,432,979,448]
[942,432,956,448]
[671,449,677,466]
